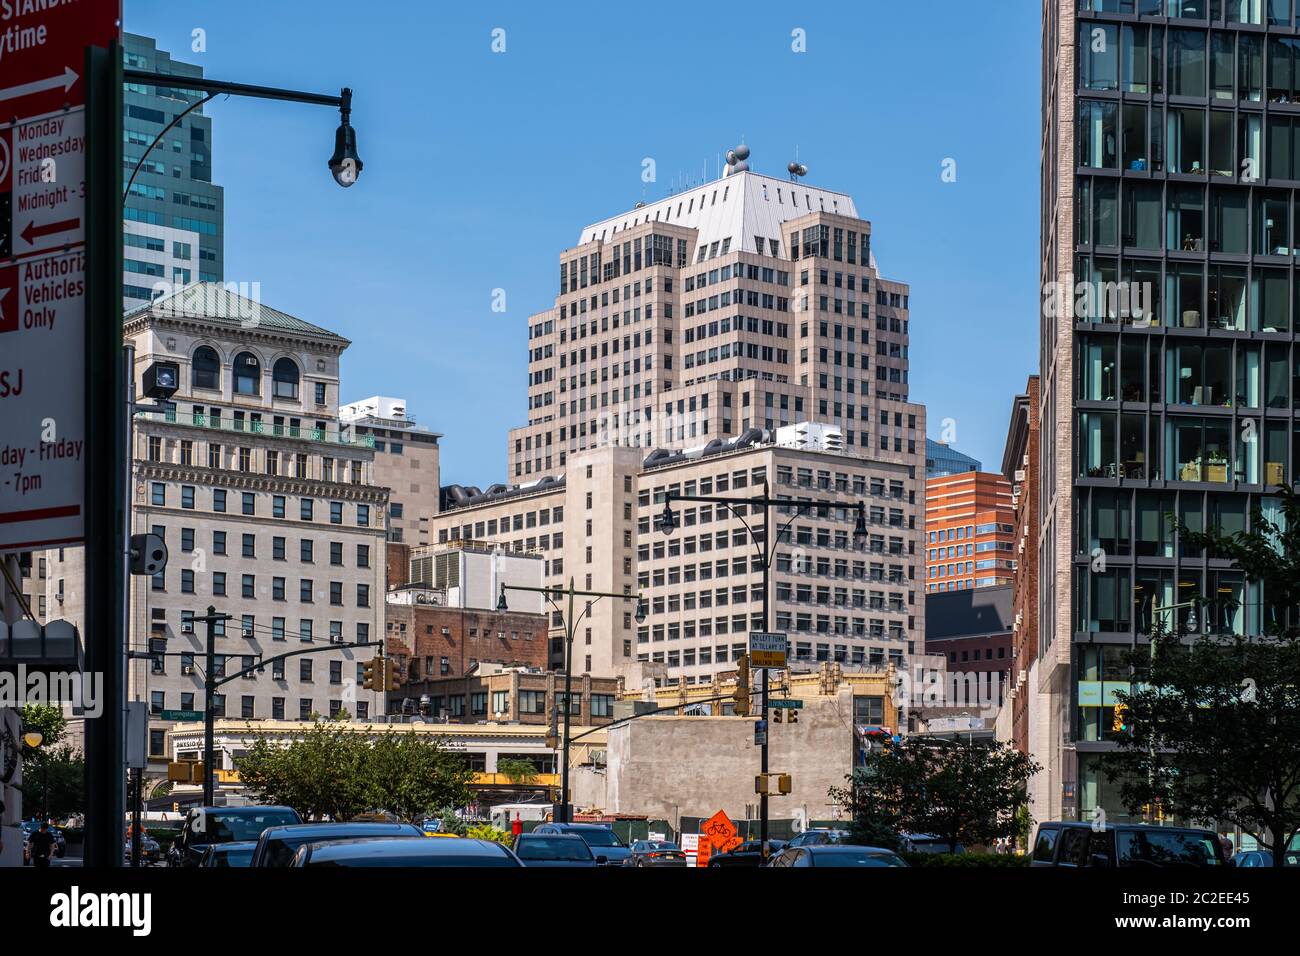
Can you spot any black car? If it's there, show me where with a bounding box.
[124,834,163,865]
[1030,822,1229,868]
[249,821,423,867]
[784,828,850,848]
[512,833,600,867]
[289,837,522,868]
[768,845,908,868]
[708,839,789,867]
[531,823,631,866]
[199,841,258,868]
[167,806,303,867]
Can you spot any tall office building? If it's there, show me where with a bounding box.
[434,158,927,687]
[924,471,1017,593]
[508,158,922,477]
[123,34,224,308]
[1041,1,1298,822]
[340,397,442,545]
[925,438,982,477]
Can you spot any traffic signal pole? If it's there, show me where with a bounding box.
[760,481,771,860]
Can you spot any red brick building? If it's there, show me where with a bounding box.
[1002,376,1040,755]
[925,471,1016,593]
[385,602,549,684]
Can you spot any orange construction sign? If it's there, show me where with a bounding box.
[695,839,712,867]
[702,810,738,851]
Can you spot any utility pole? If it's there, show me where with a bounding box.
[760,479,771,860]
[195,606,232,806]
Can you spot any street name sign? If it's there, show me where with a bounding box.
[769,699,804,709]
[161,710,202,722]
[748,631,788,669]
[0,0,119,552]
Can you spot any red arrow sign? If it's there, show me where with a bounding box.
[21,218,80,246]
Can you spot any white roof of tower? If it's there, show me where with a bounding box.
[578,169,875,268]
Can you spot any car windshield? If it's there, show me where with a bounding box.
[517,838,593,861]
[204,810,300,844]
[817,850,905,868]
[574,828,624,848]
[1117,831,1222,867]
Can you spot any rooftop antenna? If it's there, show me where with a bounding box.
[788,144,808,181]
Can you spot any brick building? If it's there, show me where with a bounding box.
[924,470,1016,592]
[1002,377,1040,756]
[384,601,549,685]
[924,586,1013,711]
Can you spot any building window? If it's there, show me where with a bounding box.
[193,345,220,390]
[234,351,261,395]
[272,357,300,399]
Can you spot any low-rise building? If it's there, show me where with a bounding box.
[388,662,623,726]
[384,600,550,687]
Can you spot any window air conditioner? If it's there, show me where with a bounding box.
[181,622,194,634]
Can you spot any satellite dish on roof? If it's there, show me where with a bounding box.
[725,143,750,175]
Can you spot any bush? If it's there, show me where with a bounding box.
[466,823,512,846]
[901,851,1029,868]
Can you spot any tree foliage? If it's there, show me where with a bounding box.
[18,703,82,821]
[236,722,473,822]
[1104,485,1300,867]
[830,737,1038,854]
[495,757,538,785]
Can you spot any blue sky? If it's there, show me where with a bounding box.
[125,0,1041,483]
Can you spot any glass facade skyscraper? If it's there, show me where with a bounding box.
[1041,0,1299,824]
[122,34,224,307]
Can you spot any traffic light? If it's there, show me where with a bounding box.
[755,774,769,795]
[772,708,783,724]
[384,659,402,692]
[1112,703,1128,733]
[788,707,798,725]
[362,656,381,691]
[733,654,750,717]
[777,774,792,795]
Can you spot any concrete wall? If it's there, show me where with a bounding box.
[603,692,858,822]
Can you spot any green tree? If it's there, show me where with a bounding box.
[18,704,83,821]
[831,737,1038,854]
[364,731,474,822]
[236,722,473,822]
[1103,486,1300,867]
[429,804,467,835]
[495,757,539,785]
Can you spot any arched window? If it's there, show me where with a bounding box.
[192,346,220,390]
[233,351,261,395]
[272,357,300,399]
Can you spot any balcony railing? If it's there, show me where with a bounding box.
[135,407,375,448]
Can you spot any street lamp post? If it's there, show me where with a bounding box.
[660,481,868,859]
[497,580,645,823]
[20,730,45,822]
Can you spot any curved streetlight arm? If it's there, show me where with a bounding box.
[122,90,218,205]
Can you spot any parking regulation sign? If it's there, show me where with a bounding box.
[0,0,120,552]
[748,631,788,669]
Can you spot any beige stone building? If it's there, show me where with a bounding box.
[50,284,392,771]
[507,164,921,479]
[431,427,924,687]
[340,396,441,546]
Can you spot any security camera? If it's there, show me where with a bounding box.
[143,361,181,401]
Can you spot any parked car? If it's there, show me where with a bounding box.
[1029,822,1229,868]
[628,840,688,867]
[768,844,908,868]
[249,821,423,867]
[785,828,850,848]
[512,833,601,867]
[531,823,631,865]
[289,837,522,868]
[707,839,788,867]
[1232,850,1274,868]
[901,833,965,855]
[124,834,162,865]
[166,806,303,867]
[199,841,258,868]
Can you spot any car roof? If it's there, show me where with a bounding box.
[518,832,585,840]
[198,805,298,816]
[302,837,512,859]
[211,841,259,852]
[805,844,896,854]
[544,822,612,830]
[262,822,420,838]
